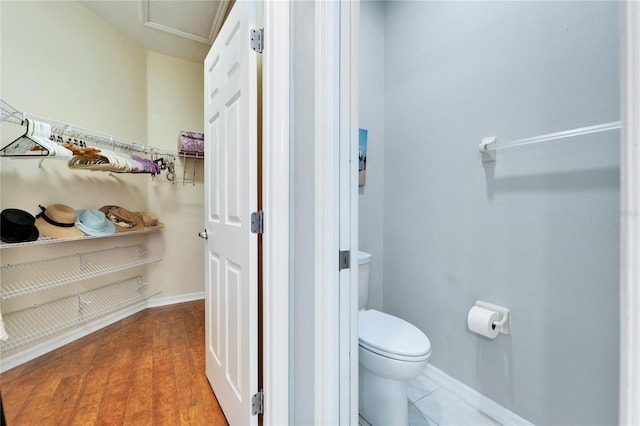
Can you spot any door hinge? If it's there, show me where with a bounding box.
[251,391,264,415]
[251,211,264,234]
[250,29,264,53]
[339,250,350,271]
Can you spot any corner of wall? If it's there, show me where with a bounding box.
[144,50,205,299]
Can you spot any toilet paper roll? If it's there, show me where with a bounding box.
[467,306,500,339]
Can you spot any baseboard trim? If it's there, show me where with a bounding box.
[0,292,205,373]
[425,364,533,426]
[147,292,204,308]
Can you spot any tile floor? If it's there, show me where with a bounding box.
[359,372,500,426]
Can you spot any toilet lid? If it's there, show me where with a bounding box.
[358,309,431,359]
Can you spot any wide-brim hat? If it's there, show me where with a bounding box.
[1,208,39,243]
[135,211,164,230]
[99,205,145,232]
[35,204,86,239]
[75,209,116,237]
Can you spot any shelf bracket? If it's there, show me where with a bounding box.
[78,253,88,269]
[78,294,91,313]
[136,276,147,290]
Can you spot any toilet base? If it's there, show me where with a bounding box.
[359,365,409,426]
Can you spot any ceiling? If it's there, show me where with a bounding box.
[80,0,233,63]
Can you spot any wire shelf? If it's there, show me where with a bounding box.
[1,98,204,159]
[0,228,161,250]
[0,244,162,300]
[0,276,160,353]
[1,99,23,124]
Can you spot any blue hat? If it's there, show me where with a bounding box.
[75,209,116,237]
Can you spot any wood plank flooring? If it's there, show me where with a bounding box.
[0,300,228,426]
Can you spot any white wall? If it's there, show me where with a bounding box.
[359,1,620,424]
[146,51,205,299]
[0,0,148,212]
[0,1,204,362]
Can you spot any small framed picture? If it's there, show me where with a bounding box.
[359,128,368,187]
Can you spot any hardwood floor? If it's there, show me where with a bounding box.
[0,300,228,426]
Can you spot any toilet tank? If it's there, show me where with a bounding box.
[358,251,372,310]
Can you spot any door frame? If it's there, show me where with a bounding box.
[262,1,290,425]
[338,1,359,425]
[312,1,359,425]
[270,1,640,425]
[313,0,341,422]
[620,1,640,424]
[307,2,640,426]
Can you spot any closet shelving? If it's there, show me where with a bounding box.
[0,244,161,299]
[0,227,160,250]
[0,238,163,353]
[0,98,204,159]
[0,99,22,124]
[0,99,168,358]
[179,150,204,186]
[0,276,160,353]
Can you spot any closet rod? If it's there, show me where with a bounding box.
[0,98,203,159]
[479,121,621,160]
[25,112,178,157]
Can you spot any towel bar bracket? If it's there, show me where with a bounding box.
[479,137,497,162]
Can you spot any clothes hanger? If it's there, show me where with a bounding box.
[0,118,50,157]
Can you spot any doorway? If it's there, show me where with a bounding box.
[354,1,638,424]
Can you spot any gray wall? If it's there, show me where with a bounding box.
[359,0,386,311]
[360,1,620,424]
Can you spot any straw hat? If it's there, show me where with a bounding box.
[35,204,85,239]
[99,205,145,232]
[1,209,39,243]
[135,211,164,230]
[75,209,116,237]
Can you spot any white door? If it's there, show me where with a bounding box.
[203,2,258,425]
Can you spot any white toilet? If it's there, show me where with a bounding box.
[358,251,431,426]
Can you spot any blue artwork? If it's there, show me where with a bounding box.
[359,128,368,186]
[359,128,368,171]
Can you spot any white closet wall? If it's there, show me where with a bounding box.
[145,50,205,300]
[0,1,149,211]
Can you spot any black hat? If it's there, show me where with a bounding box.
[1,209,39,243]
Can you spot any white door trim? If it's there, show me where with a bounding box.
[620,1,640,424]
[338,1,360,424]
[313,1,360,424]
[262,1,290,424]
[314,1,341,424]
[310,2,640,425]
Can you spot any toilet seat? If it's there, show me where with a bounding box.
[358,309,431,362]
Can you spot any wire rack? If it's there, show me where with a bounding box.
[1,98,204,159]
[1,99,22,124]
[0,228,160,250]
[0,276,160,353]
[0,244,162,300]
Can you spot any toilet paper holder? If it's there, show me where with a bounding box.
[474,300,511,335]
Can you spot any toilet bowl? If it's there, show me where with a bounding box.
[358,252,432,426]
